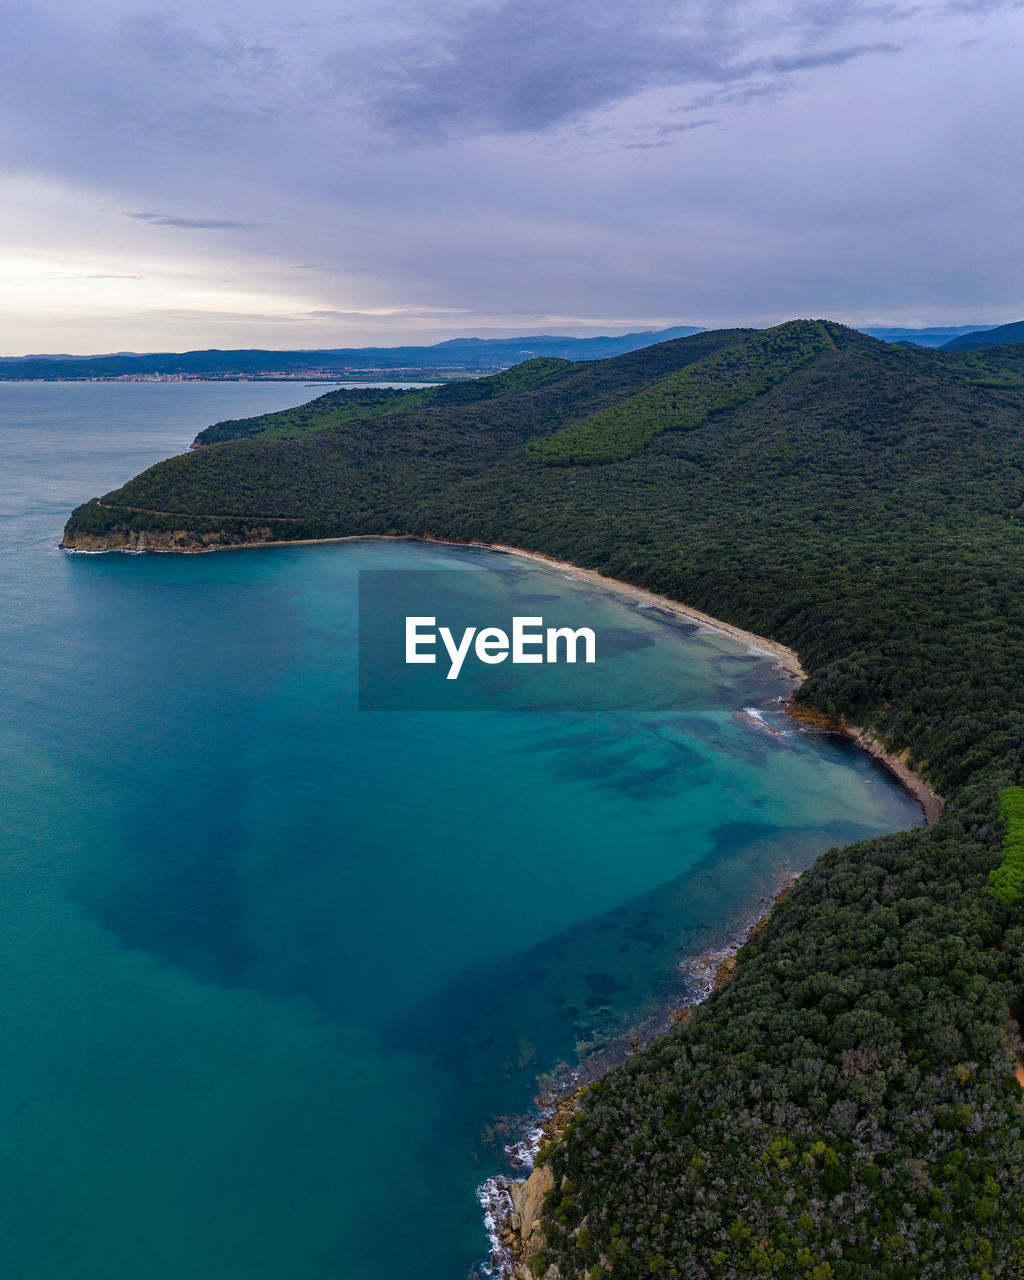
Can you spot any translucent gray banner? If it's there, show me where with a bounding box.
[358,568,778,712]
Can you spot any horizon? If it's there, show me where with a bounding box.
[0,319,1011,363]
[3,0,1022,354]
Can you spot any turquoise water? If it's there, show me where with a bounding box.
[0,382,921,1279]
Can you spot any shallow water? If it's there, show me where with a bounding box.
[0,381,921,1279]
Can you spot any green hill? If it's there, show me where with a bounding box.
[63,321,1024,1276]
[942,320,1024,351]
[191,357,576,445]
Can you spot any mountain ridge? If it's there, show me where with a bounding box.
[3,323,1008,380]
[0,326,705,380]
[942,319,1024,350]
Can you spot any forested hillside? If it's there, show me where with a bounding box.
[943,321,1024,351]
[64,322,1024,1276]
[191,357,575,444]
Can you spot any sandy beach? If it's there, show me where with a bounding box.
[476,541,807,677]
[67,526,943,823]
[453,539,942,825]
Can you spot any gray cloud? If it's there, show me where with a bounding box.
[676,40,903,109]
[302,308,471,320]
[765,41,905,72]
[49,273,144,280]
[291,264,377,275]
[1,0,1022,353]
[345,1,908,141]
[945,0,1024,12]
[125,211,260,230]
[653,119,718,134]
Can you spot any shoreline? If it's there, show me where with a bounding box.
[440,539,942,825]
[66,529,803,670]
[65,525,944,1277]
[474,541,806,678]
[63,529,942,824]
[479,866,803,1280]
[840,724,943,825]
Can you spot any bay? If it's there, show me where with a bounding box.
[0,381,921,1278]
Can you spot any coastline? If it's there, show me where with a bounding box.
[460,541,941,826]
[476,541,806,678]
[63,528,942,825]
[65,524,945,1277]
[784,701,942,825]
[841,725,943,825]
[479,867,803,1280]
[64,526,803,671]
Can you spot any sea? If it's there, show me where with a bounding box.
[0,380,922,1279]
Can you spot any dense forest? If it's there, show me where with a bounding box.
[192,358,575,444]
[64,322,1024,1276]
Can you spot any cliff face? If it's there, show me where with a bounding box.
[60,526,278,553]
[785,700,943,824]
[503,1165,556,1279]
[489,1091,590,1280]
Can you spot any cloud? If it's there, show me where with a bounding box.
[344,0,908,141]
[676,40,903,110]
[49,273,144,279]
[135,309,300,322]
[291,264,377,275]
[302,307,472,320]
[653,119,718,135]
[125,211,260,230]
[944,0,1024,12]
[765,41,905,73]
[1,0,1022,354]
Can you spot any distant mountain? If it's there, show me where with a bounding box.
[11,324,1012,378]
[942,320,1024,350]
[0,326,704,381]
[859,325,994,348]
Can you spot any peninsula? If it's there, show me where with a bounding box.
[64,321,1024,1276]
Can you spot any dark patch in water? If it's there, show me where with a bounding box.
[590,627,657,657]
[82,833,262,987]
[584,971,626,995]
[540,737,710,800]
[374,822,842,1149]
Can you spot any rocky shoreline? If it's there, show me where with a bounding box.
[784,701,943,825]
[480,1091,589,1280]
[476,699,941,1278]
[478,870,803,1280]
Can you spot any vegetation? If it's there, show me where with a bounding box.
[943,321,1024,352]
[193,358,576,444]
[527,320,834,464]
[543,816,1024,1278]
[989,788,1024,907]
[64,321,1024,1275]
[195,386,437,444]
[959,353,1024,392]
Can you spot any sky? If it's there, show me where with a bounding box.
[1,0,1022,354]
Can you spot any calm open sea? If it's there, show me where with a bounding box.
[0,381,921,1279]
